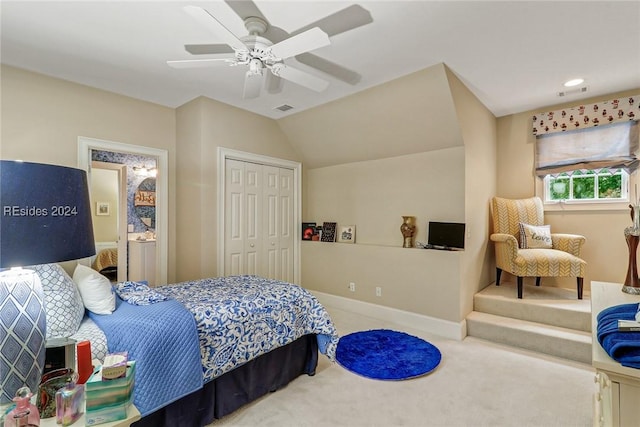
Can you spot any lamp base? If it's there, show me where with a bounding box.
[0,269,46,404]
[622,285,640,295]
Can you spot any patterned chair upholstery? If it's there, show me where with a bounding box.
[490,196,586,299]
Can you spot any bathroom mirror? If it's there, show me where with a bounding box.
[134,177,156,229]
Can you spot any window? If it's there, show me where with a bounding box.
[544,169,628,203]
[535,121,638,209]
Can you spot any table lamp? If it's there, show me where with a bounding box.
[0,160,95,405]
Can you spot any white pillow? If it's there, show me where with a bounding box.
[28,263,85,339]
[519,223,552,249]
[73,264,115,315]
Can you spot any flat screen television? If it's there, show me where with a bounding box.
[427,221,466,250]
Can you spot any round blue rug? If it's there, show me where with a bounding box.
[336,329,441,380]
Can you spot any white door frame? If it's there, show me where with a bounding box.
[91,161,128,282]
[217,147,301,284]
[78,136,168,286]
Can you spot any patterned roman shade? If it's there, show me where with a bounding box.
[535,121,639,177]
[532,95,638,136]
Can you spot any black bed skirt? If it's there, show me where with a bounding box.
[131,334,319,427]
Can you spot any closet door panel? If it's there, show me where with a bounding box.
[278,168,294,282]
[262,165,280,279]
[264,247,278,279]
[225,160,245,275]
[229,253,242,276]
[244,162,262,274]
[224,159,295,281]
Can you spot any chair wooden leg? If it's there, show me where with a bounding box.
[496,268,502,286]
[577,277,583,300]
[535,277,541,287]
[517,276,523,299]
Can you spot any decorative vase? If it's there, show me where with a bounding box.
[400,216,416,248]
[623,204,640,294]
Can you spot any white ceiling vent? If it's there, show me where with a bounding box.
[557,86,588,97]
[274,104,294,112]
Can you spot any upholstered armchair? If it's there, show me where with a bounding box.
[490,196,587,299]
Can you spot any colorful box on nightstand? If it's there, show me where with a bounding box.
[85,361,136,426]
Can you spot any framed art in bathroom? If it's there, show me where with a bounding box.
[96,202,110,216]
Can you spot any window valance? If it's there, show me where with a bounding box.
[535,121,639,177]
[532,95,638,136]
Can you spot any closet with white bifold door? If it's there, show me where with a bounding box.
[224,158,294,282]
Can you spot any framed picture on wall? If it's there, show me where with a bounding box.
[337,225,356,243]
[302,222,317,240]
[96,202,110,216]
[320,222,337,242]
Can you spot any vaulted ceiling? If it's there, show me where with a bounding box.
[2,1,639,120]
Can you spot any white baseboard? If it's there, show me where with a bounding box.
[312,291,466,341]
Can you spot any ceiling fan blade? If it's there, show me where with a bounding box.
[270,27,330,60]
[185,44,234,55]
[167,56,234,69]
[183,5,246,51]
[243,71,263,99]
[295,53,361,85]
[291,4,373,38]
[265,71,283,94]
[271,64,329,92]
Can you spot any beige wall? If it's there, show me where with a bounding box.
[90,168,119,242]
[278,63,464,169]
[301,147,464,321]
[446,68,497,319]
[302,242,462,323]
[292,63,490,323]
[175,96,300,281]
[0,65,178,281]
[496,88,640,290]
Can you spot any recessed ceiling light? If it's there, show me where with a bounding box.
[564,78,585,87]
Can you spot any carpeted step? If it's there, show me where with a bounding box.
[474,282,591,332]
[466,311,592,364]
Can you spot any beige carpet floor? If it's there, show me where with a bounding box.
[207,306,594,427]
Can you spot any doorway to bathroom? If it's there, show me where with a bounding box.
[78,136,168,285]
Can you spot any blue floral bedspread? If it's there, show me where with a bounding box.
[157,275,339,382]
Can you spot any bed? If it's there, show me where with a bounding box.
[91,246,118,281]
[34,264,339,427]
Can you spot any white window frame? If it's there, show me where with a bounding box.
[536,169,638,212]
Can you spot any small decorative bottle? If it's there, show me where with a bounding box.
[4,387,39,427]
[55,381,84,426]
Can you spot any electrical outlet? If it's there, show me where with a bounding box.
[349,282,356,292]
[375,287,382,297]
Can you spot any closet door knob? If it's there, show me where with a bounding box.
[250,243,255,248]
[271,242,275,246]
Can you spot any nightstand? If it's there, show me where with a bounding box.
[591,281,640,427]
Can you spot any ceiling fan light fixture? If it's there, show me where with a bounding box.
[248,58,263,76]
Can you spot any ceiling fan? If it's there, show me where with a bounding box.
[168,5,335,99]
[169,0,373,98]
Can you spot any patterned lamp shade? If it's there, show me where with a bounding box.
[0,160,95,404]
